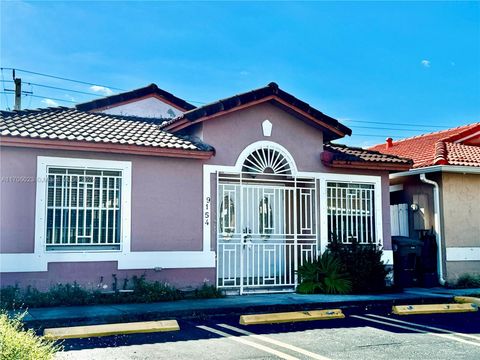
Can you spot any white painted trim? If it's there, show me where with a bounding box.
[390,165,480,179]
[2,156,216,273]
[34,156,132,255]
[262,119,273,137]
[446,247,480,261]
[389,184,403,192]
[234,141,299,174]
[0,251,216,272]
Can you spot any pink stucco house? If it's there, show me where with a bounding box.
[0,83,411,294]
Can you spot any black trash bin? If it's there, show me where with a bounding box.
[392,236,423,288]
[420,232,438,287]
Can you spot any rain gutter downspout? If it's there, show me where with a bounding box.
[419,173,446,286]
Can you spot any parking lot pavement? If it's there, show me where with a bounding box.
[56,311,480,360]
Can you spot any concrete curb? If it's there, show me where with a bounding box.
[19,295,454,330]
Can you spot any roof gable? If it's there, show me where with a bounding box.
[163,82,352,142]
[76,83,196,114]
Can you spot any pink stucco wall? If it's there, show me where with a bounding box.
[0,262,215,291]
[0,147,204,253]
[202,102,392,249]
[0,101,392,288]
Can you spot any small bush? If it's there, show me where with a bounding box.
[193,282,224,299]
[327,236,388,294]
[0,312,62,360]
[0,276,220,310]
[455,273,480,289]
[296,252,352,294]
[127,275,183,302]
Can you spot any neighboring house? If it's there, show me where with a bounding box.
[370,124,480,285]
[0,83,411,294]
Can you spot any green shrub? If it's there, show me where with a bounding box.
[327,236,388,294]
[0,276,224,310]
[1,283,96,309]
[0,312,62,360]
[193,282,224,299]
[296,252,352,294]
[455,273,480,288]
[127,275,183,302]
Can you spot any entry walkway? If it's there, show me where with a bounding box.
[15,287,480,329]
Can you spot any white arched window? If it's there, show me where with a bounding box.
[241,146,293,175]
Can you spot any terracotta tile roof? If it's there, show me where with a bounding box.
[162,82,352,141]
[0,107,212,152]
[76,83,196,112]
[321,143,413,171]
[369,123,480,168]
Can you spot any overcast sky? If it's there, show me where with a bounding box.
[1,1,479,147]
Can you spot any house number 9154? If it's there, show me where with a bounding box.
[205,196,211,225]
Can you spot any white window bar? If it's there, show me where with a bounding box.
[45,168,122,250]
[327,182,376,244]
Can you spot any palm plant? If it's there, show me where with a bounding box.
[296,252,352,294]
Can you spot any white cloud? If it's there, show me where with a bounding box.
[90,85,114,96]
[239,70,249,76]
[42,98,59,107]
[421,59,431,68]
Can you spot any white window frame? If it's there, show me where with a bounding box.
[2,156,215,272]
[35,157,132,254]
[325,181,378,245]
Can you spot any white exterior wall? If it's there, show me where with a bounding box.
[100,97,183,118]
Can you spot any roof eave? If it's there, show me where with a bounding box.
[0,136,213,160]
[390,164,480,179]
[75,84,196,112]
[164,95,350,139]
[324,160,412,172]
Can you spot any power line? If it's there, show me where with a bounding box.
[0,92,76,104]
[342,118,450,129]
[1,69,10,110]
[0,75,206,105]
[349,125,443,132]
[26,94,77,104]
[1,67,126,91]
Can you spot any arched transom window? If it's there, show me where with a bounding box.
[241,146,292,175]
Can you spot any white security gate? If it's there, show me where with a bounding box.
[217,172,317,294]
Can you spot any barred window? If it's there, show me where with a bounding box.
[327,182,376,244]
[45,167,122,250]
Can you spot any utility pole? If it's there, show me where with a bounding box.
[2,69,32,110]
[14,77,22,111]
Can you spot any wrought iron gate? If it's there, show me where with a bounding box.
[217,172,317,294]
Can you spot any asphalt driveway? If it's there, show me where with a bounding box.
[56,310,480,359]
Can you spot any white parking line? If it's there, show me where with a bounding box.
[217,323,331,360]
[197,325,300,360]
[352,315,480,348]
[366,314,480,342]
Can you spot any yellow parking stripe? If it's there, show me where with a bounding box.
[455,296,480,306]
[392,303,478,315]
[239,309,344,325]
[43,320,180,339]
